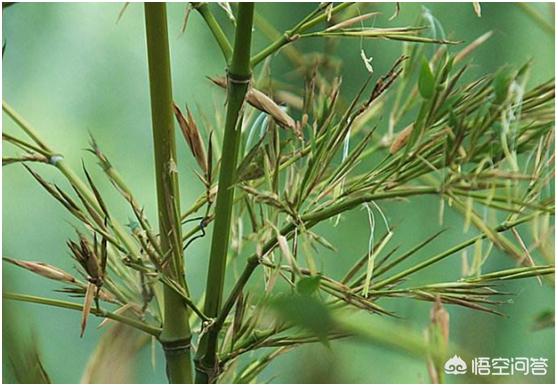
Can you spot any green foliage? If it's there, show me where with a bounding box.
[418,57,436,99]
[295,275,321,296]
[271,293,333,346]
[2,2,555,384]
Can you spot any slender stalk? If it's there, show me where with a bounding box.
[144,3,192,383]
[303,186,438,225]
[250,2,353,67]
[192,2,232,62]
[211,255,259,333]
[254,11,304,67]
[514,3,555,35]
[195,3,254,383]
[2,101,53,152]
[3,292,161,336]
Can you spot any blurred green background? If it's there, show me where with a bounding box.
[2,2,555,383]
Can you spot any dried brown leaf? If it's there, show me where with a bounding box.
[389,123,414,154]
[3,257,78,284]
[81,282,95,337]
[325,12,379,32]
[209,77,300,137]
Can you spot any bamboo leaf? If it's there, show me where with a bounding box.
[3,326,51,384]
[493,65,514,104]
[3,256,79,284]
[81,317,149,383]
[418,58,435,99]
[270,294,334,346]
[296,275,321,296]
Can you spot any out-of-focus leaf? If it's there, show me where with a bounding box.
[296,276,321,296]
[531,310,554,331]
[493,65,514,104]
[80,318,149,383]
[270,294,333,346]
[3,300,51,383]
[427,298,450,383]
[5,335,51,383]
[334,310,432,359]
[472,2,481,17]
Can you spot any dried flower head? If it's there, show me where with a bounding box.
[173,102,208,174]
[209,76,300,137]
[68,232,103,286]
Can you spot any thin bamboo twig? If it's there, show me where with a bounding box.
[515,3,555,35]
[192,2,232,62]
[250,2,353,67]
[3,292,161,336]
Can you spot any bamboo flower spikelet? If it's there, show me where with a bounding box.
[2,2,555,384]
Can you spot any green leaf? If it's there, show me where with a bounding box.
[270,294,333,346]
[418,57,435,99]
[335,310,432,359]
[237,133,267,182]
[438,94,459,116]
[493,65,514,104]
[3,300,52,384]
[439,54,454,83]
[296,276,321,296]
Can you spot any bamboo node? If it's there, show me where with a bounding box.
[227,70,251,84]
[161,337,192,356]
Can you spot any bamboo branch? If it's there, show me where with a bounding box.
[3,292,161,336]
[372,212,547,290]
[2,101,143,263]
[250,2,353,67]
[192,2,232,62]
[214,187,440,333]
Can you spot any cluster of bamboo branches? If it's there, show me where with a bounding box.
[3,2,555,384]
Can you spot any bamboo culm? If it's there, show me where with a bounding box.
[195,3,255,383]
[144,3,193,383]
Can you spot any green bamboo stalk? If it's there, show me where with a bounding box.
[195,3,254,383]
[2,101,53,152]
[192,2,232,62]
[144,3,192,383]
